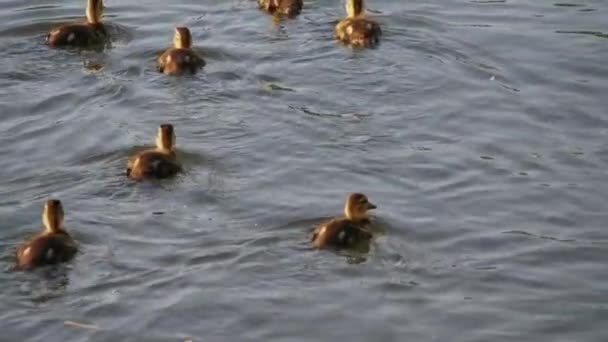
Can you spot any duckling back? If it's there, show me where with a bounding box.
[17,234,77,269]
[157,49,206,76]
[335,17,382,47]
[47,23,107,48]
[258,0,303,17]
[127,150,181,180]
[312,218,372,249]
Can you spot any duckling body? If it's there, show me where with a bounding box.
[127,124,182,181]
[16,200,77,270]
[157,27,205,76]
[335,17,381,47]
[312,217,372,249]
[258,0,303,17]
[17,234,77,269]
[312,193,377,249]
[47,23,107,48]
[127,150,181,180]
[47,0,107,48]
[158,49,205,76]
[335,0,382,48]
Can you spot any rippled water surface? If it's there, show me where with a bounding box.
[1,0,608,341]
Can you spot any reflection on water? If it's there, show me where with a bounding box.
[1,0,608,341]
[24,267,72,304]
[556,30,608,38]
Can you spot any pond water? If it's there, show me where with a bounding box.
[1,0,607,341]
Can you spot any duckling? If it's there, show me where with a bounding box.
[157,27,206,76]
[311,193,377,249]
[257,0,303,17]
[335,0,382,48]
[127,124,182,181]
[16,200,78,270]
[47,0,108,48]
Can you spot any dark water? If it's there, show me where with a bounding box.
[1,0,608,341]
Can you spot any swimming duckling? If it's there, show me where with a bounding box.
[311,193,377,249]
[16,200,78,270]
[257,0,303,17]
[335,0,382,48]
[47,0,108,48]
[127,124,182,181]
[157,27,206,76]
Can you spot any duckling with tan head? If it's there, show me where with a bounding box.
[157,27,206,76]
[311,193,377,249]
[16,200,78,270]
[258,0,303,18]
[335,0,382,48]
[127,124,182,181]
[47,0,108,48]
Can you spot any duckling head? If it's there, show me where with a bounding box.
[345,0,364,18]
[173,27,192,49]
[344,193,376,221]
[42,199,65,234]
[86,0,104,24]
[155,124,176,152]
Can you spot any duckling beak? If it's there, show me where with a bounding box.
[366,202,377,210]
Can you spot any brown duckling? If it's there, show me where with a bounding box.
[47,0,108,48]
[157,27,206,76]
[257,0,303,17]
[311,193,377,249]
[16,200,78,270]
[127,124,182,181]
[335,0,382,48]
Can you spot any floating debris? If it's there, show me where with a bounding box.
[64,320,101,331]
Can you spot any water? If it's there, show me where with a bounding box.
[1,0,607,341]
